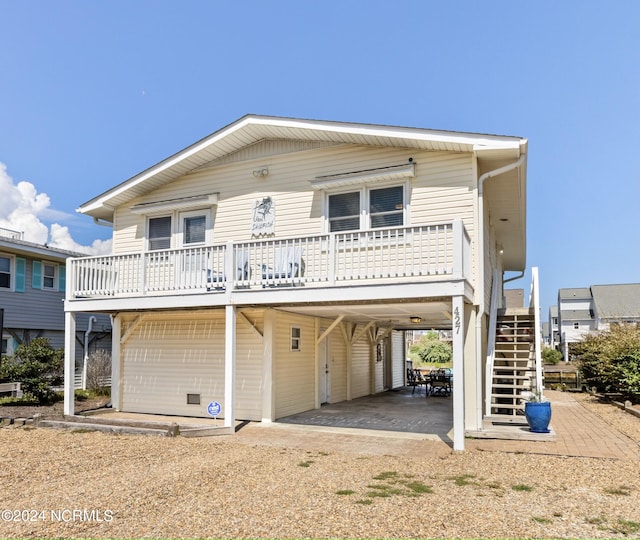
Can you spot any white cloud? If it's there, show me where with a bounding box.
[0,162,112,255]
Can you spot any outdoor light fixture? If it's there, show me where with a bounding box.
[253,168,269,178]
[410,316,422,324]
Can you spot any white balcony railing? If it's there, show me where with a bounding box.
[68,221,471,299]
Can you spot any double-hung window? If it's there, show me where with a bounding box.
[42,263,57,290]
[0,255,11,289]
[148,216,172,251]
[328,184,405,232]
[148,210,210,251]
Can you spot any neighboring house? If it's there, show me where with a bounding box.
[548,305,559,350]
[557,284,640,360]
[0,227,112,373]
[558,288,596,360]
[591,284,640,331]
[63,115,531,450]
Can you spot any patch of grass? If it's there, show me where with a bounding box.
[297,460,314,468]
[512,483,534,492]
[585,515,606,525]
[405,481,433,494]
[610,519,640,536]
[451,474,477,486]
[335,490,355,496]
[603,485,632,496]
[373,471,398,481]
[532,516,552,524]
[355,499,373,505]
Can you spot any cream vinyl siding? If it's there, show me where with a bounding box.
[350,329,371,399]
[235,309,265,420]
[327,325,347,403]
[120,310,263,420]
[121,314,225,418]
[274,313,316,419]
[391,330,405,389]
[111,145,477,268]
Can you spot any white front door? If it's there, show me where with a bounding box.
[318,339,330,404]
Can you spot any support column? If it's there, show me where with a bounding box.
[224,304,236,430]
[452,295,466,451]
[111,314,122,411]
[63,311,76,416]
[262,309,275,422]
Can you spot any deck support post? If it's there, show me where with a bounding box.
[452,295,466,451]
[224,304,236,429]
[63,311,76,416]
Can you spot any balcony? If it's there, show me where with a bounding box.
[67,221,471,305]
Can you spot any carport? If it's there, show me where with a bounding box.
[276,377,454,441]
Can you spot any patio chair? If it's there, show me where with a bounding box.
[207,249,249,289]
[261,246,303,285]
[428,368,452,397]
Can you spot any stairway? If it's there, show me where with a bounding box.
[488,307,537,419]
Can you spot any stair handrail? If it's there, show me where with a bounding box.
[529,266,544,397]
[484,269,502,416]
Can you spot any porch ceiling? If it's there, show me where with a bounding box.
[275,300,454,330]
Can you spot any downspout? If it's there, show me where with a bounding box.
[82,316,97,391]
[93,217,113,227]
[476,153,526,427]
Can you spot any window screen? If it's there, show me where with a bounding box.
[149,216,172,250]
[369,186,404,228]
[328,192,360,232]
[43,263,56,289]
[0,256,10,288]
[184,215,206,244]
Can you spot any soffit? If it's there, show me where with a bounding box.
[275,299,455,330]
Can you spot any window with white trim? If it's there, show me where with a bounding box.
[0,255,11,289]
[290,326,301,352]
[327,184,405,232]
[148,216,172,251]
[42,262,57,290]
[179,210,209,247]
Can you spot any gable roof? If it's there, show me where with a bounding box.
[77,114,527,269]
[78,114,527,220]
[559,288,592,300]
[591,284,640,320]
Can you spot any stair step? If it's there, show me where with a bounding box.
[488,403,523,410]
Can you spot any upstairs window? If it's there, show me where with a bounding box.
[148,216,172,251]
[328,192,360,232]
[0,255,11,288]
[370,186,404,228]
[43,263,56,290]
[180,211,208,246]
[327,184,405,233]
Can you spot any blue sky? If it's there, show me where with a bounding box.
[1,1,638,319]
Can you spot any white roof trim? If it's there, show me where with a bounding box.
[310,163,415,190]
[130,193,218,214]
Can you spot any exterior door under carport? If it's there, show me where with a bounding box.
[318,338,330,404]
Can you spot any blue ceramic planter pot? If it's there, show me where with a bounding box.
[524,401,552,433]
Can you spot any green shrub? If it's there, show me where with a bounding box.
[542,347,563,365]
[574,324,640,401]
[0,338,63,404]
[410,332,452,364]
